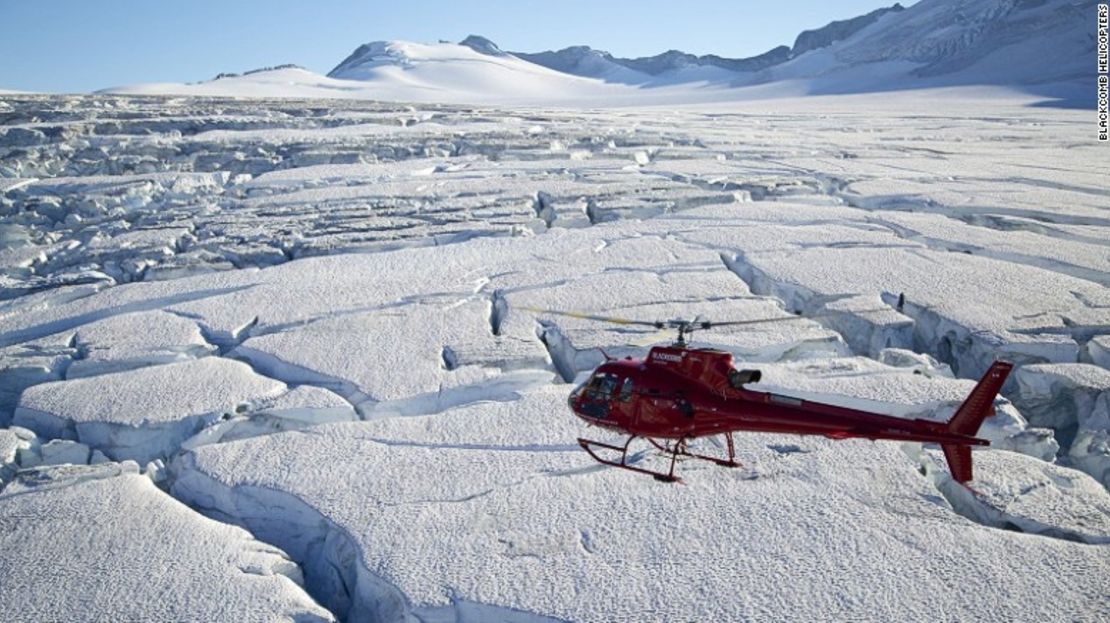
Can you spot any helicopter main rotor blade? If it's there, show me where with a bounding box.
[520,306,896,335]
[518,306,664,328]
[701,307,894,329]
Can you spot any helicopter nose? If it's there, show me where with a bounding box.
[568,382,586,410]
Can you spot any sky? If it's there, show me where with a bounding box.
[0,0,908,92]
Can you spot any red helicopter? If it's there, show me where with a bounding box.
[525,308,1011,484]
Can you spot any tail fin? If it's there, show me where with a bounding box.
[942,444,974,483]
[941,360,1013,483]
[947,361,1013,437]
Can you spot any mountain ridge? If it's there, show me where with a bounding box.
[504,3,906,82]
[102,0,1092,106]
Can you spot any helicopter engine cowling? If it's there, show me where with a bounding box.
[728,369,762,388]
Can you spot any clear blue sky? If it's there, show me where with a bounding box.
[0,0,907,92]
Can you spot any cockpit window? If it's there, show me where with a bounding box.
[619,377,634,402]
[585,373,618,401]
[598,375,617,396]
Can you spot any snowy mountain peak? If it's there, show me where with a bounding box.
[327,39,547,81]
[825,0,1093,82]
[458,35,508,57]
[622,50,703,74]
[511,45,640,82]
[791,3,905,55]
[328,41,415,77]
[212,64,306,81]
[317,38,630,103]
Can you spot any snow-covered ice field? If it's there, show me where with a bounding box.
[1,91,1108,621]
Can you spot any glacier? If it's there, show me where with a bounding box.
[0,463,334,622]
[0,85,1107,621]
[169,386,1109,622]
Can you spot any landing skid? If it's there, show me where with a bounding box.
[646,437,742,469]
[577,433,741,483]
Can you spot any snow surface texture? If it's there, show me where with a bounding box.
[66,309,217,378]
[1,92,1108,620]
[170,386,1109,622]
[0,426,34,485]
[913,445,1110,545]
[0,464,334,622]
[14,357,287,463]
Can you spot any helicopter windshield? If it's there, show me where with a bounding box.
[576,372,622,420]
[585,373,619,401]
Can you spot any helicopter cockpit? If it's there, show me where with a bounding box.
[585,372,619,400]
[572,371,636,420]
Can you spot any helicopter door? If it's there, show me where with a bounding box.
[618,377,634,402]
